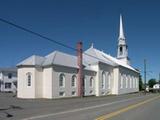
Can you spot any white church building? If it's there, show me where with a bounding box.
[17,15,139,99]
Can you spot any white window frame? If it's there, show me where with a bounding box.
[129,76,132,88]
[71,75,76,87]
[5,82,12,89]
[26,72,32,87]
[108,73,111,89]
[102,71,106,89]
[59,73,65,87]
[123,75,126,88]
[120,74,123,89]
[89,77,94,88]
[59,91,65,97]
[71,91,76,96]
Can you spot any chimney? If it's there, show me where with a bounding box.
[77,42,83,97]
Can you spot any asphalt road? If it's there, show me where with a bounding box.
[0,93,159,120]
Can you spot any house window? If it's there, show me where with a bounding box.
[102,71,106,89]
[5,82,11,89]
[90,77,93,88]
[26,72,32,86]
[59,73,65,87]
[8,73,12,79]
[71,75,76,87]
[59,91,65,96]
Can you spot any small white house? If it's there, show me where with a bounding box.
[153,84,160,89]
[0,68,17,92]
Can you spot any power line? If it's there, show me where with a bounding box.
[0,18,77,51]
[0,17,116,64]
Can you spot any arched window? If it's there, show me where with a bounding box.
[126,75,128,88]
[127,76,130,88]
[129,76,132,88]
[71,75,76,87]
[134,77,136,88]
[26,72,32,86]
[90,77,94,88]
[120,46,123,55]
[135,77,137,88]
[131,76,134,88]
[136,77,139,88]
[123,75,126,88]
[108,73,111,89]
[59,73,65,87]
[120,74,123,88]
[102,71,106,89]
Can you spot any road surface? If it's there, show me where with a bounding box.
[0,93,159,120]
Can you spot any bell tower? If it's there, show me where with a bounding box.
[117,14,130,65]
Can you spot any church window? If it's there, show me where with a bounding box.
[126,76,128,88]
[120,74,123,88]
[26,72,32,86]
[71,75,76,87]
[89,77,94,88]
[59,91,65,96]
[120,46,123,55]
[108,73,111,89]
[123,75,126,88]
[72,91,76,96]
[102,71,106,89]
[59,73,65,87]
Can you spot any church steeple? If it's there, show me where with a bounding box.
[119,14,125,40]
[117,14,129,65]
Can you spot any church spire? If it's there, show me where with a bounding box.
[119,14,125,39]
[117,14,130,65]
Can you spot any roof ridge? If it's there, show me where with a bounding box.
[52,51,57,64]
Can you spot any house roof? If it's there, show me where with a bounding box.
[0,68,17,73]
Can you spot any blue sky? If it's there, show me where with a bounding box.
[0,0,159,80]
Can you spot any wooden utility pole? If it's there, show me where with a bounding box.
[159,73,160,93]
[144,59,146,94]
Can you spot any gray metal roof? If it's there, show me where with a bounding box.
[43,51,78,68]
[83,47,117,66]
[84,46,137,72]
[17,55,45,66]
[17,51,79,68]
[17,47,137,72]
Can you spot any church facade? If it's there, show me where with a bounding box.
[17,15,139,99]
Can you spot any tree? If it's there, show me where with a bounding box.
[148,79,157,88]
[139,75,143,91]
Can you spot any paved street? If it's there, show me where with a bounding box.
[0,93,159,120]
